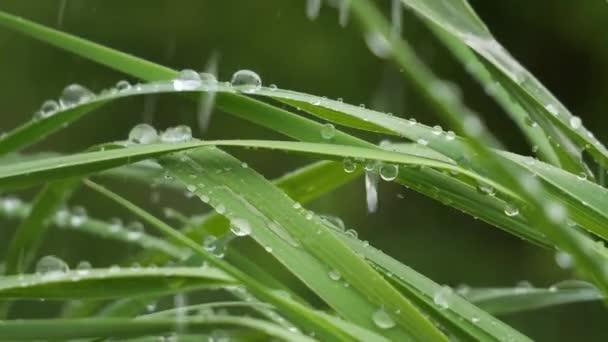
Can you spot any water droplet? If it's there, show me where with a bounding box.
[292,202,302,209]
[116,80,131,92]
[445,130,456,141]
[1,196,22,212]
[544,201,567,223]
[476,182,495,196]
[36,100,60,119]
[408,118,417,125]
[321,123,336,140]
[129,123,158,144]
[264,246,273,253]
[230,218,252,237]
[216,204,226,214]
[365,31,391,58]
[76,261,92,270]
[372,308,396,329]
[173,69,201,91]
[186,184,196,193]
[160,125,192,143]
[231,70,262,93]
[577,172,588,181]
[432,125,443,135]
[70,206,88,227]
[59,84,94,108]
[545,104,558,116]
[416,138,428,146]
[569,116,582,129]
[199,72,218,84]
[36,255,69,275]
[343,158,357,173]
[269,84,278,91]
[203,235,217,252]
[328,269,341,281]
[504,203,519,217]
[379,164,398,181]
[471,317,480,324]
[555,251,573,269]
[433,285,453,309]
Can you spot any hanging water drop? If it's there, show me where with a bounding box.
[321,123,336,140]
[173,69,201,91]
[231,70,262,93]
[372,308,396,329]
[338,0,350,27]
[36,255,69,275]
[129,123,158,144]
[379,164,398,181]
[70,206,88,227]
[230,218,252,237]
[343,158,356,173]
[306,0,322,20]
[59,84,94,108]
[160,125,192,143]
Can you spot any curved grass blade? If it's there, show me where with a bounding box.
[0,267,233,300]
[3,179,79,275]
[0,316,315,341]
[334,227,532,342]
[464,281,603,315]
[81,181,366,342]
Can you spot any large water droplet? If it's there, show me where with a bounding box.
[173,69,202,91]
[160,125,192,143]
[372,308,395,329]
[365,172,378,213]
[230,218,252,237]
[231,70,262,93]
[59,84,94,108]
[343,158,356,173]
[503,203,519,217]
[433,285,453,309]
[555,251,573,269]
[306,0,322,20]
[569,116,582,129]
[129,123,158,144]
[36,100,60,120]
[321,123,336,140]
[36,255,69,275]
[379,164,398,181]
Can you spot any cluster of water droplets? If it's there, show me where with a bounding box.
[127,123,193,145]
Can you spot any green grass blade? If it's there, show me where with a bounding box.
[3,179,79,275]
[0,316,314,341]
[0,267,233,299]
[464,281,603,315]
[159,147,446,340]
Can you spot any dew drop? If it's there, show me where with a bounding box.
[231,70,262,93]
[59,84,94,108]
[36,100,60,119]
[173,69,202,91]
[555,251,573,269]
[328,269,341,281]
[306,0,322,20]
[1,196,22,212]
[433,285,453,309]
[129,123,158,144]
[476,182,495,196]
[343,158,357,173]
[416,138,428,146]
[569,116,582,129]
[503,203,519,217]
[372,308,395,329]
[379,164,398,181]
[321,123,336,140]
[76,261,92,270]
[432,125,443,135]
[160,125,192,143]
[69,206,88,227]
[199,72,218,84]
[445,130,456,141]
[545,104,558,116]
[203,235,217,252]
[116,80,131,92]
[36,255,69,275]
[230,218,252,237]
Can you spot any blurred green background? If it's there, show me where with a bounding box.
[0,1,606,340]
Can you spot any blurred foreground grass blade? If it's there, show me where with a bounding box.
[389,0,608,173]
[160,147,446,341]
[0,267,233,299]
[4,179,79,275]
[82,181,365,341]
[336,229,532,342]
[0,316,314,341]
[464,281,603,315]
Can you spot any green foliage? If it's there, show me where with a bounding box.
[0,1,605,341]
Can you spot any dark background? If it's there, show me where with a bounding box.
[0,1,606,340]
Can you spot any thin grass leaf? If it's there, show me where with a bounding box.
[0,316,315,341]
[464,281,603,315]
[0,267,233,300]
